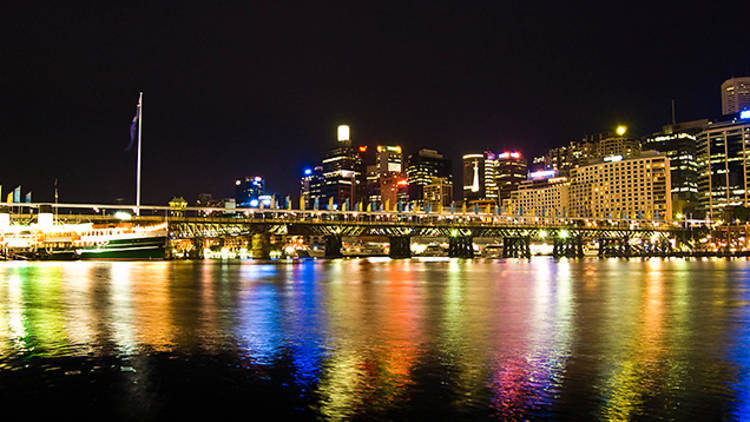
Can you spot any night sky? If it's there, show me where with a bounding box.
[2,2,749,204]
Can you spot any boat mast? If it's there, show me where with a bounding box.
[136,92,143,216]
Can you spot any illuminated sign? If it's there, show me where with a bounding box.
[358,146,367,152]
[249,199,259,207]
[529,169,556,179]
[304,168,312,175]
[498,151,521,160]
[741,110,750,119]
[386,145,402,153]
[337,124,350,141]
[603,155,623,162]
[397,179,408,187]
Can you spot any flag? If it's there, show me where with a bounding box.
[13,186,20,203]
[300,195,305,210]
[474,204,479,214]
[450,202,455,214]
[0,186,2,202]
[25,192,31,203]
[314,197,319,210]
[5,191,11,203]
[126,94,142,151]
[328,197,333,210]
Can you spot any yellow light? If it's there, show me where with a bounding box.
[337,124,350,142]
[616,125,627,136]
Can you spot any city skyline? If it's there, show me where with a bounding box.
[2,3,749,204]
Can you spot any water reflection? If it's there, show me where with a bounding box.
[1,259,750,419]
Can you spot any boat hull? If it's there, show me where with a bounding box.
[77,235,167,260]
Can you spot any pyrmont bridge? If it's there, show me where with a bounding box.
[1,202,716,259]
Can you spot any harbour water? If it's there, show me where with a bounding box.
[1,258,750,420]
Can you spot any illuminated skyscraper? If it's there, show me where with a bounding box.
[721,77,750,115]
[320,126,366,209]
[696,113,750,219]
[496,151,527,202]
[462,152,497,203]
[405,148,452,206]
[235,176,265,207]
[300,166,324,209]
[376,145,403,175]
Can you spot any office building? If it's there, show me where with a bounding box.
[496,151,528,202]
[405,148,452,206]
[721,76,750,115]
[319,125,367,209]
[235,176,264,207]
[569,151,672,220]
[696,113,750,219]
[423,177,453,210]
[376,145,403,174]
[503,170,569,217]
[643,120,707,217]
[462,152,498,203]
[300,166,324,209]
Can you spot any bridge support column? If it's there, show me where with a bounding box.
[389,236,411,259]
[503,237,531,258]
[324,235,343,259]
[190,237,205,259]
[449,237,474,258]
[251,232,271,260]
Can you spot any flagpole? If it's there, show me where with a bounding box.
[136,91,143,216]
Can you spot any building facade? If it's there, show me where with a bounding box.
[300,166,324,209]
[496,151,527,203]
[462,152,497,204]
[643,120,707,217]
[503,172,570,217]
[405,148,452,206]
[319,125,367,209]
[696,114,750,219]
[423,176,453,210]
[721,76,750,115]
[235,176,264,207]
[569,151,672,220]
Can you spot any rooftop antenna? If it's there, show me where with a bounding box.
[671,99,676,125]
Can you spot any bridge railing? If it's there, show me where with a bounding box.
[0,202,708,232]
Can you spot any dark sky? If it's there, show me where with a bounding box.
[2,2,749,204]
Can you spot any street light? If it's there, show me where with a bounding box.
[617,125,627,136]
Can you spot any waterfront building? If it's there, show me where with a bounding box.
[405,148,452,206]
[235,176,264,207]
[643,120,707,217]
[721,76,750,115]
[496,151,528,202]
[365,164,381,207]
[376,145,403,174]
[569,151,672,220]
[462,152,497,203]
[423,176,453,210]
[503,170,569,217]
[596,135,640,158]
[300,166,324,209]
[696,113,750,219]
[319,125,367,209]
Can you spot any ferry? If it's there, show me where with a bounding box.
[1,221,168,260]
[74,222,168,260]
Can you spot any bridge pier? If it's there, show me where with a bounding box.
[389,236,411,259]
[598,237,631,258]
[553,237,583,258]
[503,237,531,258]
[251,232,271,259]
[449,237,474,258]
[324,235,343,259]
[189,237,204,259]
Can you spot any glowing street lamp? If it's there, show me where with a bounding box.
[616,125,627,136]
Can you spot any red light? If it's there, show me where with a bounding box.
[397,179,408,187]
[359,146,367,152]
